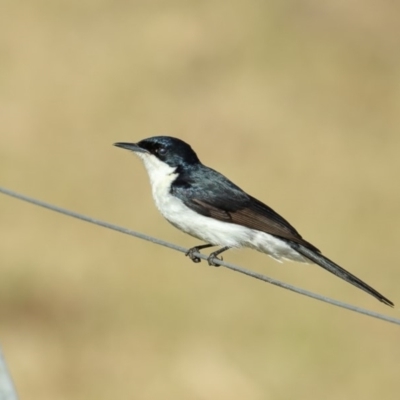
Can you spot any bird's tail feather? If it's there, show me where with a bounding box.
[290,243,394,307]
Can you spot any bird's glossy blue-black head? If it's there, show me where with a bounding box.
[114,136,200,167]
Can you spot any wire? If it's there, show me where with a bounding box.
[1,186,399,326]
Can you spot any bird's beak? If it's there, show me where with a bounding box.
[113,142,149,153]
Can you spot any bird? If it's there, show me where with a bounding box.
[114,136,393,307]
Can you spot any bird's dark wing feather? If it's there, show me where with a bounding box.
[172,165,319,251]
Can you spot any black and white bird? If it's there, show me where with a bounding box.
[114,136,393,307]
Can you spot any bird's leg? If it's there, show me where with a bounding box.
[207,246,231,267]
[186,244,216,263]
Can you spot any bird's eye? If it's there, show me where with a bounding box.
[157,146,167,156]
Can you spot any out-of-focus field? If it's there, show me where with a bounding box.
[1,1,399,399]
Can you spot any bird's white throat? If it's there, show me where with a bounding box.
[135,152,178,213]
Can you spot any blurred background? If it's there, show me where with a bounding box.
[1,1,399,399]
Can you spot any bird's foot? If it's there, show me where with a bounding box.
[185,247,202,263]
[207,252,223,267]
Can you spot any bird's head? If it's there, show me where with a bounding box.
[114,136,199,167]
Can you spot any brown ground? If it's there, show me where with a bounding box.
[1,1,399,399]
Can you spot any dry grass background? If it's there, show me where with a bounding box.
[1,1,400,399]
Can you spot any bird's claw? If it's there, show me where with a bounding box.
[185,248,202,263]
[207,254,223,267]
[186,246,225,266]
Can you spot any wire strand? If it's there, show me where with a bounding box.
[1,186,399,326]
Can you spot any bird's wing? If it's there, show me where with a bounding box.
[190,196,319,250]
[173,168,318,251]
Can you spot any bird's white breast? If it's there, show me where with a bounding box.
[136,152,307,263]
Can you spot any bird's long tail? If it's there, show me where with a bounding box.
[290,243,394,307]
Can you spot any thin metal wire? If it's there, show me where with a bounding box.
[1,186,399,326]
